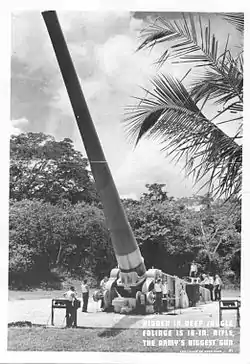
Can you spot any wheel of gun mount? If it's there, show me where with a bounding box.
[146,291,155,305]
[93,290,103,302]
[136,291,142,307]
[135,291,147,314]
[140,293,146,305]
[103,289,111,308]
[136,291,146,306]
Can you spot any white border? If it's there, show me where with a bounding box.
[1,1,249,363]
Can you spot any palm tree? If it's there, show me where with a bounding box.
[125,13,243,201]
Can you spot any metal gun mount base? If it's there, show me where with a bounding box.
[93,268,162,314]
[93,268,212,314]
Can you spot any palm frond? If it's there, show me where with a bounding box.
[189,49,243,122]
[139,14,243,103]
[190,67,243,104]
[219,13,244,33]
[138,13,223,67]
[124,74,242,201]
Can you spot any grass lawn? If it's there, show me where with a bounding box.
[8,288,95,301]
[221,289,240,298]
[8,326,240,352]
[8,289,64,301]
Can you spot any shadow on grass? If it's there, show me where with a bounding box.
[8,321,46,328]
[97,315,144,338]
[96,308,182,338]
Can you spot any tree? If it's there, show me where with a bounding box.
[9,199,62,286]
[123,185,201,276]
[9,199,115,288]
[59,202,115,278]
[192,199,241,274]
[125,13,243,201]
[10,132,99,204]
[123,184,241,280]
[141,183,172,202]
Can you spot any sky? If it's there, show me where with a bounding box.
[11,10,243,199]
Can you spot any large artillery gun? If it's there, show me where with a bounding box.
[93,268,211,314]
[42,11,211,314]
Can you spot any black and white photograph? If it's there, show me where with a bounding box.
[1,2,249,361]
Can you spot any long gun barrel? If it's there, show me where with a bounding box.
[42,11,146,285]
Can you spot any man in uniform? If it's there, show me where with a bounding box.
[162,277,168,312]
[100,276,109,310]
[63,286,77,328]
[189,261,198,277]
[154,278,163,314]
[214,274,222,301]
[208,273,214,301]
[81,279,89,312]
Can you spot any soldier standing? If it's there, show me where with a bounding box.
[100,276,109,310]
[81,279,89,312]
[214,274,222,301]
[154,278,163,314]
[63,286,77,327]
[189,261,198,277]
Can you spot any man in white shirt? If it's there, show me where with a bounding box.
[200,274,213,300]
[189,261,198,277]
[214,274,222,300]
[208,274,214,301]
[100,276,108,291]
[200,274,209,286]
[81,279,89,312]
[63,286,77,327]
[100,276,109,310]
[154,278,163,314]
[162,278,168,312]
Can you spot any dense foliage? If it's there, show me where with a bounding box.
[123,185,240,280]
[9,199,115,288]
[10,133,99,204]
[9,133,241,289]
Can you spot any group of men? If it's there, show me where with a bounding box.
[63,279,89,328]
[63,276,110,327]
[154,276,191,314]
[154,276,173,314]
[153,263,224,315]
[189,260,223,301]
[200,273,223,301]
